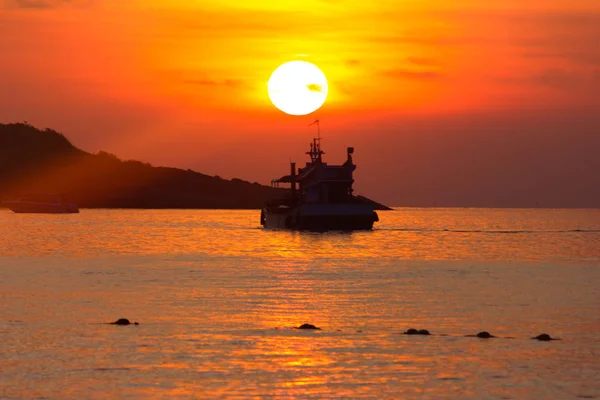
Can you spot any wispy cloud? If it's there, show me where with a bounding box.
[511,13,600,67]
[498,68,600,90]
[3,0,92,9]
[383,69,443,81]
[368,35,458,46]
[184,79,245,88]
[406,57,438,66]
[533,68,600,89]
[306,83,324,92]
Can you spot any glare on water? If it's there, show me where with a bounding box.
[1,208,599,399]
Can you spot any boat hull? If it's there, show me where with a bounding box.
[261,204,378,231]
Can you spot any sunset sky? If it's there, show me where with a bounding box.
[1,0,599,206]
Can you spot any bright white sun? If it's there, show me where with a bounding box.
[268,60,328,116]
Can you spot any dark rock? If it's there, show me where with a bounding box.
[404,328,430,335]
[110,318,138,326]
[531,333,560,341]
[297,323,321,330]
[465,331,496,338]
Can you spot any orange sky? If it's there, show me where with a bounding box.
[1,0,599,206]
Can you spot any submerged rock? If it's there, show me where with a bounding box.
[110,318,139,326]
[531,333,560,341]
[465,331,496,339]
[297,323,321,330]
[404,328,431,335]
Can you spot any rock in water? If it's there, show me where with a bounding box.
[297,323,321,330]
[465,331,496,338]
[531,333,560,341]
[404,329,431,335]
[111,318,139,325]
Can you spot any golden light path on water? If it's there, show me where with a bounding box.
[1,209,599,398]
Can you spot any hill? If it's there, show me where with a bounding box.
[0,123,285,209]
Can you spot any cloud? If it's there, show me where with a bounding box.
[155,7,309,40]
[406,57,438,66]
[456,10,600,67]
[521,49,600,66]
[383,69,443,81]
[368,35,454,46]
[533,68,598,89]
[185,79,245,88]
[516,16,600,67]
[306,83,324,92]
[494,67,600,109]
[2,0,92,8]
[498,68,600,90]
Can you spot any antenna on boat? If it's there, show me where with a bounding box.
[309,119,321,139]
[308,120,324,163]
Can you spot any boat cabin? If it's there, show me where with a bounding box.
[271,137,356,206]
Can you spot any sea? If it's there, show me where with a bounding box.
[1,208,599,399]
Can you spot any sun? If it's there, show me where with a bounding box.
[268,60,328,116]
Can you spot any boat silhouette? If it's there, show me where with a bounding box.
[261,122,378,230]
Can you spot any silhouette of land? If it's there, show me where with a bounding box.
[0,123,390,210]
[0,123,285,209]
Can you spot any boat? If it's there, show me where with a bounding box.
[260,124,379,230]
[2,194,79,214]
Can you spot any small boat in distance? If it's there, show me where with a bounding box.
[261,125,379,230]
[2,194,79,214]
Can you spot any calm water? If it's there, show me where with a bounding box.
[1,208,599,399]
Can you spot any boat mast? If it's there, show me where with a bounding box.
[308,120,324,163]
